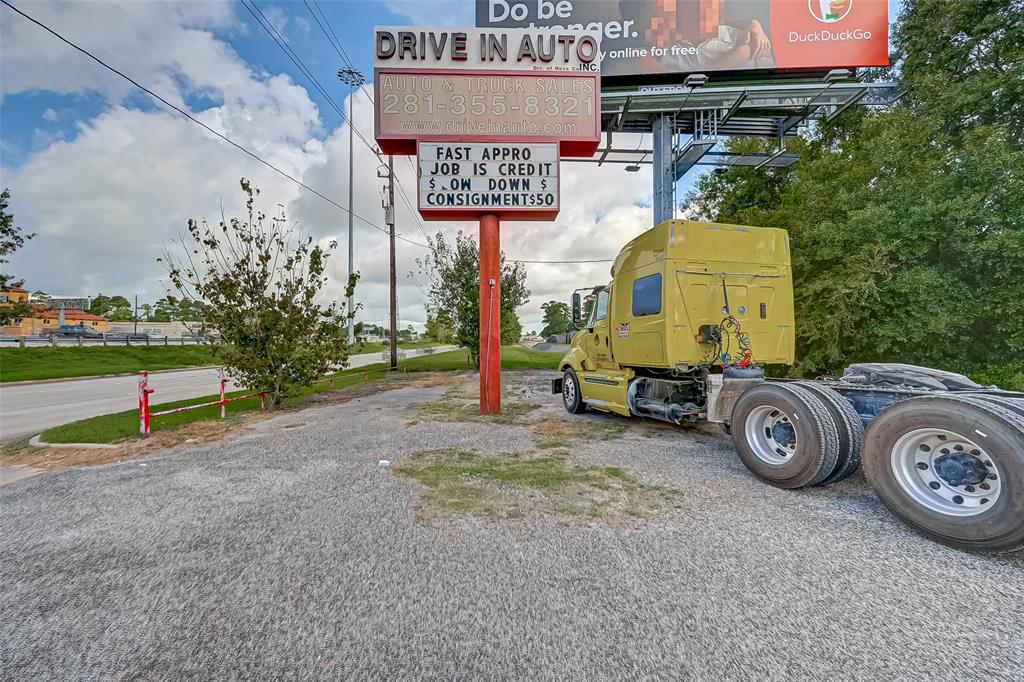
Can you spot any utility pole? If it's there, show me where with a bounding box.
[385,156,398,370]
[134,294,138,334]
[338,66,365,345]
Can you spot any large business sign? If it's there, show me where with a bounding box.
[418,142,559,221]
[476,0,890,81]
[374,26,601,157]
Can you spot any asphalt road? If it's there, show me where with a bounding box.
[2,371,1022,680]
[0,346,456,440]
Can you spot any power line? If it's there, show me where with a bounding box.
[241,0,379,156]
[511,259,614,264]
[300,1,433,242]
[3,0,607,265]
[0,0,404,243]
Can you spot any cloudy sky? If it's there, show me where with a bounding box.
[5,0,903,333]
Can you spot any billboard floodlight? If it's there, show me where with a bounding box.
[683,74,708,89]
[824,69,852,83]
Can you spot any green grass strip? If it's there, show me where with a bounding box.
[38,346,564,444]
[0,346,220,383]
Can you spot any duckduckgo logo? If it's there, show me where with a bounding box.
[809,0,853,23]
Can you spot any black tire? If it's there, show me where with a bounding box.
[562,368,587,415]
[862,395,1024,553]
[730,383,840,489]
[796,382,865,485]
[966,394,1024,419]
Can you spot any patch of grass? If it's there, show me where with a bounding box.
[393,449,676,523]
[415,397,540,425]
[0,345,220,383]
[530,417,629,448]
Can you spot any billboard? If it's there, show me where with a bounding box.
[374,26,601,156]
[476,0,890,80]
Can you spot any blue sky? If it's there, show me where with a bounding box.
[0,0,898,331]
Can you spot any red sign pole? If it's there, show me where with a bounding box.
[479,213,501,414]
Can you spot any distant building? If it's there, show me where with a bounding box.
[0,286,29,305]
[1,287,109,336]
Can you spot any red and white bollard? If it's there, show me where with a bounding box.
[138,371,155,437]
[218,367,227,419]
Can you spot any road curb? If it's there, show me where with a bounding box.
[29,434,119,450]
[2,365,222,387]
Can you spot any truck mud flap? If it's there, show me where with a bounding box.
[551,377,563,394]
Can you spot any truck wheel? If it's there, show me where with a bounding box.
[967,395,1024,419]
[863,395,1024,553]
[730,383,840,489]
[796,382,864,485]
[562,368,587,415]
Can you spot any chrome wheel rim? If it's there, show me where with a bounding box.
[744,404,798,465]
[563,373,576,408]
[891,428,1001,517]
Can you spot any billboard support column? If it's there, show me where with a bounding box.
[652,114,675,224]
[479,213,501,415]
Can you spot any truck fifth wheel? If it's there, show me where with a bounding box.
[552,220,1024,552]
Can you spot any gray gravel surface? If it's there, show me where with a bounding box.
[2,371,1023,681]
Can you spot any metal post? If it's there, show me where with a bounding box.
[347,83,355,345]
[134,294,138,335]
[387,155,398,371]
[338,66,364,345]
[652,115,675,224]
[479,214,501,414]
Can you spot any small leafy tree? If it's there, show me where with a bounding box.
[160,179,356,409]
[415,230,529,365]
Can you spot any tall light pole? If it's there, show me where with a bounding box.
[338,66,365,344]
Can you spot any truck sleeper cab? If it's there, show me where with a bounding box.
[553,220,1024,553]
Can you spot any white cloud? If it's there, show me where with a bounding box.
[1,1,236,106]
[3,0,656,334]
[41,108,58,122]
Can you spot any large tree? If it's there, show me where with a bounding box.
[423,309,456,344]
[416,230,529,365]
[0,188,36,326]
[161,179,356,408]
[681,0,1024,389]
[539,300,571,338]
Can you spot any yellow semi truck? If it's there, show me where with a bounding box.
[553,220,1024,553]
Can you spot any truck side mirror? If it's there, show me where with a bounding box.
[571,292,582,327]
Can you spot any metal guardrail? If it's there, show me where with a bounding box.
[1,335,207,348]
[138,368,264,437]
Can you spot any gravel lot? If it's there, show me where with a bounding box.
[2,371,1022,680]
